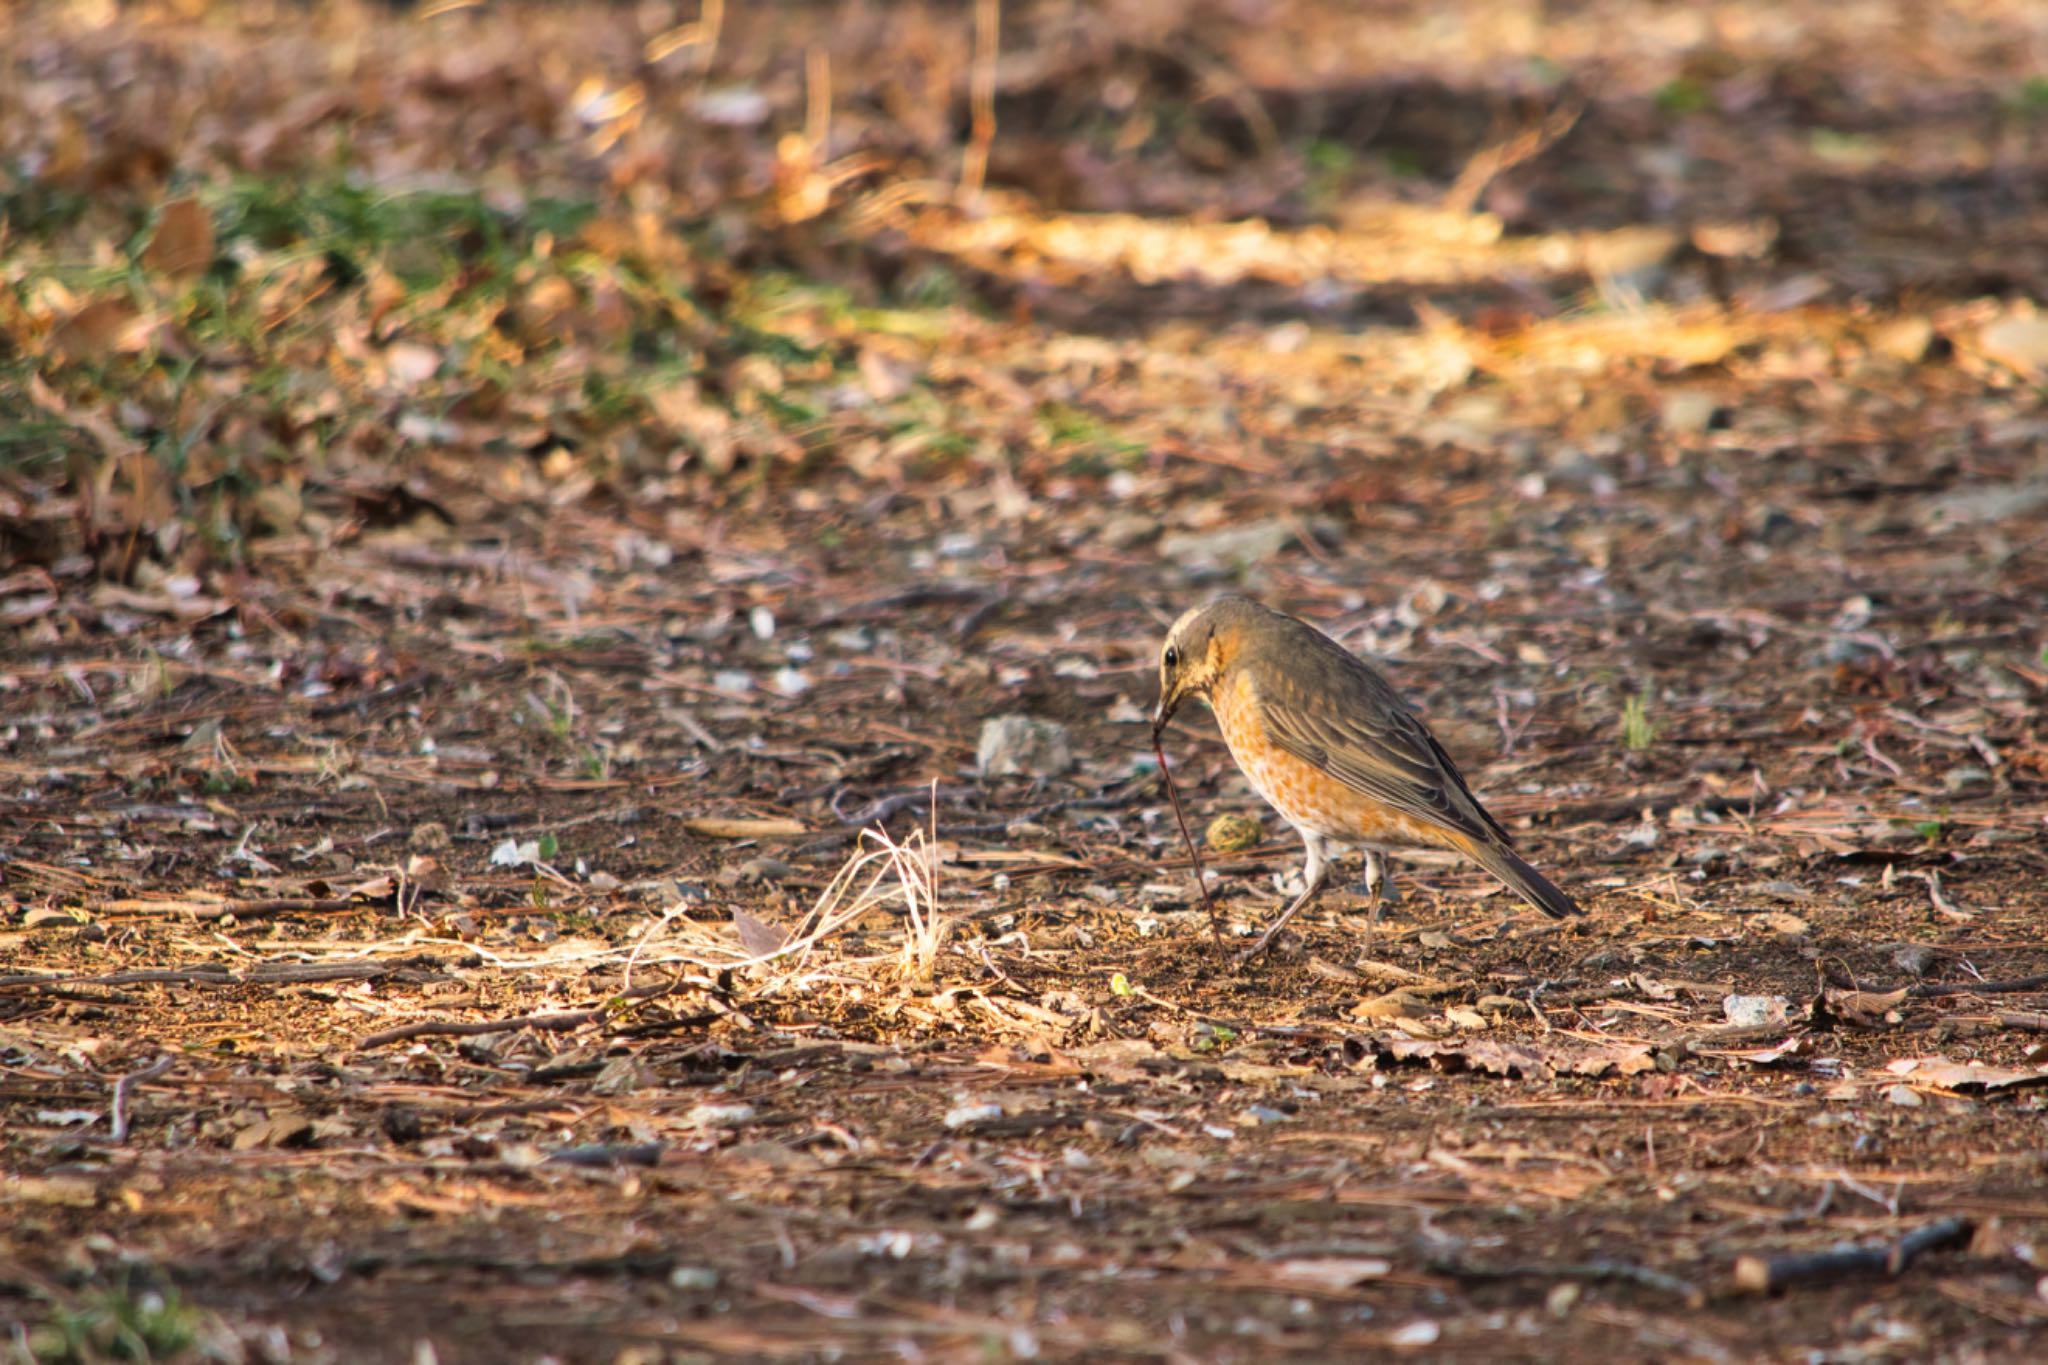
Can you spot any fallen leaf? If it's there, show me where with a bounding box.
[1363,1036,1654,1081]
[1271,1257,1393,1290]
[1884,1057,2048,1094]
[1703,1036,1814,1066]
[1351,989,1433,1021]
[1752,911,1811,936]
[49,297,152,362]
[142,196,215,277]
[732,908,790,957]
[1976,312,2048,380]
[232,1112,317,1150]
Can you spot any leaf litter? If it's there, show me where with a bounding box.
[5,0,2048,1360]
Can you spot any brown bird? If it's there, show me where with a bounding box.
[1152,596,1579,960]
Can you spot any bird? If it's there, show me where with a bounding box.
[1151,596,1579,961]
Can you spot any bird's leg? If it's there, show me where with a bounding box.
[1239,834,1329,964]
[1360,851,1397,956]
[1363,851,1401,906]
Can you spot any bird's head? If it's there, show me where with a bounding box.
[1151,596,1259,737]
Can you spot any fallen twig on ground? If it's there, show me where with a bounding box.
[109,1055,173,1143]
[1733,1217,1973,1294]
[354,980,683,1049]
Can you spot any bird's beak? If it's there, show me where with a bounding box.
[1151,689,1178,736]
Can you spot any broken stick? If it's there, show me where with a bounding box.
[1733,1216,1973,1294]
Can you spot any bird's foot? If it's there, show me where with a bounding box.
[1272,870,1309,899]
[1236,893,1321,966]
[1235,920,1300,966]
[1357,876,1401,906]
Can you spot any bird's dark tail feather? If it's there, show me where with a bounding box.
[1468,841,1581,920]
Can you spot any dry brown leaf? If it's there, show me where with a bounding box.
[48,297,151,363]
[1351,989,1433,1021]
[1366,1036,1655,1081]
[1752,911,1811,936]
[232,1112,316,1151]
[1370,1037,1556,1080]
[731,907,790,957]
[143,196,216,277]
[1974,311,2048,381]
[1702,1036,1815,1066]
[1883,1057,2048,1095]
[1270,1257,1394,1290]
[1828,986,1910,1016]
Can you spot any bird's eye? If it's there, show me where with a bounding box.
[1163,646,1179,669]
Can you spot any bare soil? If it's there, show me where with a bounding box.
[6,2,2048,1361]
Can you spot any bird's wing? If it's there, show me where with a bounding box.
[1251,636,1514,850]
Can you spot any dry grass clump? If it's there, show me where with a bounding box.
[635,805,956,994]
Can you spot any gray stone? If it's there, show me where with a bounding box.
[1722,994,1790,1028]
[1977,314,2048,379]
[719,856,794,885]
[1658,389,1725,434]
[1891,944,1937,977]
[1943,765,1993,796]
[1930,482,2048,527]
[977,715,1075,778]
[1159,518,1295,570]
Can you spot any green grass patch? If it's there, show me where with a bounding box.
[214,176,596,290]
[1655,78,1710,116]
[30,1277,204,1364]
[1038,401,1144,474]
[2010,76,2048,114]
[1619,690,1656,752]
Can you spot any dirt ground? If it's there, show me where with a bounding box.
[6,1,2048,1361]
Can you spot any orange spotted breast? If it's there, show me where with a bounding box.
[1210,668,1454,852]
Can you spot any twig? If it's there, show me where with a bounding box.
[1,953,468,993]
[958,0,999,203]
[342,1248,678,1278]
[953,593,1006,639]
[1427,1253,1703,1307]
[1441,93,1586,217]
[1907,868,1969,921]
[1824,971,2048,1000]
[832,785,978,827]
[814,584,992,625]
[134,898,362,922]
[1911,972,2048,998]
[666,706,727,753]
[802,781,1155,853]
[0,966,233,990]
[1155,728,1222,948]
[1733,1216,1973,1294]
[1530,791,1758,827]
[308,675,432,719]
[957,1109,1087,1138]
[110,1056,174,1143]
[354,980,679,1049]
[356,1009,612,1049]
[805,45,830,151]
[547,1142,667,1169]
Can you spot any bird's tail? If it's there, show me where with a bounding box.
[1463,838,1581,920]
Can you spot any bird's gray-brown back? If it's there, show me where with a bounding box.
[1231,603,1516,850]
